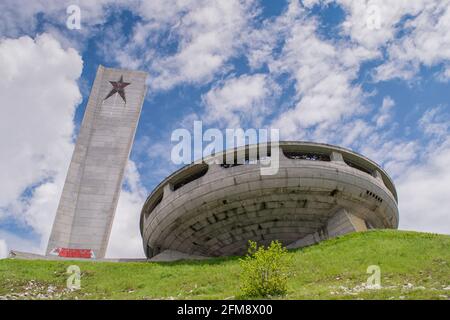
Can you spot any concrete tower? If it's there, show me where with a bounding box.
[47,66,147,259]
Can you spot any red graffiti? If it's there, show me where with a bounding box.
[51,247,94,259]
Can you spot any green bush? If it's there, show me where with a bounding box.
[239,240,293,298]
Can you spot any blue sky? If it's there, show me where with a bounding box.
[0,0,449,258]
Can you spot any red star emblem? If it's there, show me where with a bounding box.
[104,75,131,103]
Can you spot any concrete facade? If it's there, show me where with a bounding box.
[149,250,209,262]
[140,142,399,258]
[286,208,367,249]
[47,66,147,259]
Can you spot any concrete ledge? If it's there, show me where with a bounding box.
[287,208,367,249]
[8,251,148,263]
[8,250,209,263]
[149,250,209,262]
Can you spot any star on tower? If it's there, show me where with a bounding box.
[104,75,130,103]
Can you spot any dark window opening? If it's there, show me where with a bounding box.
[283,151,331,161]
[145,191,163,218]
[221,163,243,169]
[366,190,383,203]
[220,146,272,168]
[172,164,209,191]
[345,159,373,175]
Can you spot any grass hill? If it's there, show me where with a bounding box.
[0,230,449,300]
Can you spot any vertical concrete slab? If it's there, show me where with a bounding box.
[326,208,367,238]
[46,66,147,259]
[286,229,327,249]
[287,208,367,249]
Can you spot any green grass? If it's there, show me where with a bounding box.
[1,230,449,300]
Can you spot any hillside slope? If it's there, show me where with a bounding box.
[0,230,449,300]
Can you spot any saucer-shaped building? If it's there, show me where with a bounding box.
[140,142,398,259]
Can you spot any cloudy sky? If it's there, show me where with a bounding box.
[0,0,449,259]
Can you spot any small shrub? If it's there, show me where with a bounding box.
[239,240,293,298]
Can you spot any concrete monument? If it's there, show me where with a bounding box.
[47,66,147,259]
[141,142,399,260]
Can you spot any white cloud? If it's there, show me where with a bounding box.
[92,0,258,91]
[419,106,450,140]
[134,134,184,182]
[438,65,450,82]
[310,0,450,82]
[3,0,450,87]
[0,0,134,51]
[374,96,395,128]
[0,239,7,259]
[340,119,371,147]
[202,74,277,128]
[264,6,373,142]
[0,33,82,252]
[374,2,450,81]
[359,104,450,235]
[0,229,42,256]
[1,0,257,93]
[145,0,257,90]
[397,138,450,235]
[106,161,147,259]
[333,0,429,50]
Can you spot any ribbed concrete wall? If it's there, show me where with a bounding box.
[286,208,367,249]
[141,142,399,258]
[47,66,147,259]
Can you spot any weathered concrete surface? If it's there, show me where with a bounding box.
[141,142,399,259]
[9,251,148,263]
[327,208,367,238]
[9,250,206,263]
[149,250,209,262]
[287,208,367,249]
[47,66,147,259]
